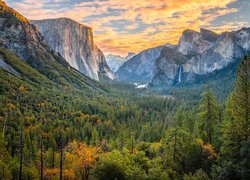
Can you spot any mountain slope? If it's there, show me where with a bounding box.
[31,18,114,81]
[0,48,109,93]
[0,1,108,92]
[116,46,164,82]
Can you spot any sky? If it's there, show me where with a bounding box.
[4,0,250,56]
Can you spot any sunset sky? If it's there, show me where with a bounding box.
[4,0,250,56]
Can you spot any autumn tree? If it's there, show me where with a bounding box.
[65,140,100,179]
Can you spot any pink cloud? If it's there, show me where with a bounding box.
[4,0,246,56]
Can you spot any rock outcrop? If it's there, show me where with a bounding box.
[152,45,188,86]
[151,28,249,86]
[0,1,55,69]
[116,46,164,82]
[31,18,114,81]
[177,29,219,55]
[0,1,107,90]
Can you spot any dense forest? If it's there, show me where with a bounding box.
[0,48,249,179]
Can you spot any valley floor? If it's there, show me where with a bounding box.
[0,49,249,180]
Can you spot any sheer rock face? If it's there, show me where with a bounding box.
[115,46,164,82]
[31,18,114,81]
[152,45,187,86]
[151,28,249,86]
[0,1,55,69]
[177,28,219,55]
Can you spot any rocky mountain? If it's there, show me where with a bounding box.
[0,1,53,69]
[31,18,114,81]
[0,1,108,91]
[106,52,135,73]
[116,46,164,82]
[151,28,248,86]
[177,28,219,55]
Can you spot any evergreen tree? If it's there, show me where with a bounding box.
[231,55,250,141]
[214,55,250,179]
[198,89,218,144]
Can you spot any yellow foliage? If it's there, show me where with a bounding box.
[196,138,204,146]
[64,140,101,178]
[96,119,101,124]
[149,142,162,154]
[44,168,76,179]
[37,102,45,107]
[6,103,15,111]
[18,85,28,93]
[120,105,126,111]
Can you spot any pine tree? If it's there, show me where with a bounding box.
[198,89,218,144]
[231,55,250,140]
[214,55,250,179]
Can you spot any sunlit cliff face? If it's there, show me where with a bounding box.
[5,0,250,56]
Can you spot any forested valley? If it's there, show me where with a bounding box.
[0,48,249,179]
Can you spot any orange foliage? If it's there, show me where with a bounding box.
[203,143,217,160]
[44,168,59,178]
[18,85,28,93]
[196,139,217,160]
[44,167,76,179]
[65,140,101,178]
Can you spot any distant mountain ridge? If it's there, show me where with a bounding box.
[115,27,250,86]
[106,52,135,73]
[31,18,114,81]
[116,46,164,82]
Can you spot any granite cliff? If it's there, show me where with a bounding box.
[152,28,248,86]
[0,1,108,91]
[31,18,114,81]
[116,46,164,82]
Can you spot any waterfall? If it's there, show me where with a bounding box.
[178,65,182,83]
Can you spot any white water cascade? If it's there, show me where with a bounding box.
[178,65,183,83]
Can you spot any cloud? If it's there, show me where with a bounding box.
[4,0,248,56]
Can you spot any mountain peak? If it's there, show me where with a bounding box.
[32,17,92,30]
[182,29,199,36]
[200,28,219,42]
[177,28,219,55]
